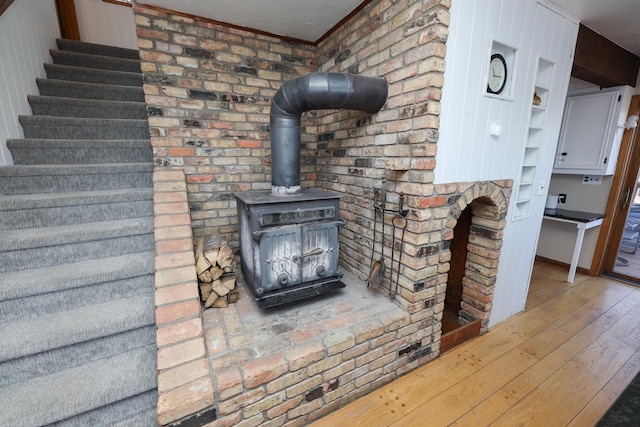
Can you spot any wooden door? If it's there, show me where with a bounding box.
[593,95,640,280]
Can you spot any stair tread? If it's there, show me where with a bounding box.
[56,38,140,61]
[0,294,156,361]
[28,95,145,110]
[0,217,154,252]
[0,345,157,427]
[36,78,145,98]
[50,49,142,73]
[0,188,153,211]
[7,138,151,149]
[18,115,149,126]
[0,251,154,301]
[0,162,153,176]
[44,63,143,86]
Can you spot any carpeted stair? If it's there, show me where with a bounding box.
[0,39,158,426]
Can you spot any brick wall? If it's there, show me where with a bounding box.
[134,5,315,243]
[136,0,513,424]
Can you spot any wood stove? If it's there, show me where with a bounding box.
[235,72,388,308]
[235,189,344,308]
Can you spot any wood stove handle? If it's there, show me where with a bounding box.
[293,248,325,261]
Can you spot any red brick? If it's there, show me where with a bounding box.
[155,225,193,241]
[157,318,203,347]
[156,282,199,306]
[155,265,197,287]
[217,368,243,400]
[242,355,288,389]
[154,190,188,203]
[158,357,210,392]
[284,342,325,372]
[290,325,326,343]
[154,169,185,182]
[155,213,192,228]
[187,174,214,183]
[157,337,206,371]
[155,237,194,254]
[237,140,263,148]
[154,202,189,215]
[155,251,195,269]
[157,377,214,425]
[156,300,201,325]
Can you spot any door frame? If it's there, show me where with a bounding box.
[591,95,640,276]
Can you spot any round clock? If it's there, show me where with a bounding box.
[487,53,507,94]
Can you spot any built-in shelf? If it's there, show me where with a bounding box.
[513,58,554,220]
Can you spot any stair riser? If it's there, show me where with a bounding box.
[37,81,145,102]
[0,327,155,387]
[10,147,152,165]
[0,172,153,195]
[0,274,154,322]
[29,102,147,120]
[22,124,150,140]
[51,50,142,74]
[0,233,154,272]
[45,65,143,86]
[0,201,153,230]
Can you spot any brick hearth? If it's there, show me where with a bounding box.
[202,272,424,426]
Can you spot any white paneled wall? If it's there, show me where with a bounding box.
[75,0,138,50]
[0,0,60,166]
[438,0,579,326]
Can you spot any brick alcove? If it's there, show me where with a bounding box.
[438,182,509,350]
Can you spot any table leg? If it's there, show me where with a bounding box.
[567,226,586,283]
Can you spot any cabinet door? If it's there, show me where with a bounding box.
[553,89,620,174]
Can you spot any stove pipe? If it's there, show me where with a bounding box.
[270,72,388,195]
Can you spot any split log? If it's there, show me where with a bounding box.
[222,276,236,291]
[216,245,234,268]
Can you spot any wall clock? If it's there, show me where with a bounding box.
[487,53,507,94]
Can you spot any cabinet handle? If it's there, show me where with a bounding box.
[561,152,567,156]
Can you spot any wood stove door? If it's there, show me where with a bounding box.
[301,222,339,283]
[259,226,303,291]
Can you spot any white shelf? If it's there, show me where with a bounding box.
[513,57,555,221]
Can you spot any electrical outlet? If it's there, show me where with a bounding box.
[583,175,602,185]
[558,194,567,203]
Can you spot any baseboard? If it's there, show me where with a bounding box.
[534,255,591,275]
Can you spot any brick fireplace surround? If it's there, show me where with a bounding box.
[138,1,513,425]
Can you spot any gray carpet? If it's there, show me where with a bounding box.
[0,38,158,426]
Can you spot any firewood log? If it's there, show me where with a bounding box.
[216,245,234,268]
[212,283,230,297]
[199,282,213,300]
[212,296,228,308]
[210,267,224,280]
[204,249,219,265]
[198,269,213,283]
[222,276,236,291]
[228,290,239,304]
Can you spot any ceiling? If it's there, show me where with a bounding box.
[141,0,640,55]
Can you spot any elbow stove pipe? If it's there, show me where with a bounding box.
[269,72,388,195]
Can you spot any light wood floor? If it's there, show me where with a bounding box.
[311,260,640,427]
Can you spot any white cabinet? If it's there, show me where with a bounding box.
[553,86,631,175]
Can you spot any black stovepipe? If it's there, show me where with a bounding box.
[269,72,388,195]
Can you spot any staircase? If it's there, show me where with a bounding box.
[0,39,158,426]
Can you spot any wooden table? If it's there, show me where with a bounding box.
[542,209,604,283]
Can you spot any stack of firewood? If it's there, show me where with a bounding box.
[195,238,238,308]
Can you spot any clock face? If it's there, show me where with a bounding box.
[487,53,507,94]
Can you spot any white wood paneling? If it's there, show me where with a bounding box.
[438,0,579,326]
[0,0,60,166]
[75,0,138,50]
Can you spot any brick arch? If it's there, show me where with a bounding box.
[442,181,509,332]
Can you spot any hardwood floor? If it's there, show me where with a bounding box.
[311,260,640,426]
